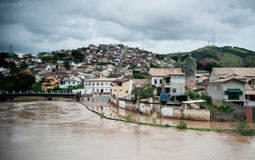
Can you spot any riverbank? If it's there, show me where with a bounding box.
[80,101,255,136]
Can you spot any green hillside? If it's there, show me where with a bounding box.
[166,46,255,68]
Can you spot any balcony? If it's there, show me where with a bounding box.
[164,83,171,87]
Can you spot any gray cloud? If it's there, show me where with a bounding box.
[0,0,254,54]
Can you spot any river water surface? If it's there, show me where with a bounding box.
[0,101,255,160]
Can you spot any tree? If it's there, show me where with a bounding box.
[20,62,28,69]
[13,70,35,91]
[71,50,84,63]
[132,84,154,102]
[64,60,71,70]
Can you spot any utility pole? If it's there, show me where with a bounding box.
[137,86,141,123]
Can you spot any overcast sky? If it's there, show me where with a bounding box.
[0,0,254,54]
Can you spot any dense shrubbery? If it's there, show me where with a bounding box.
[230,120,255,136]
[0,69,35,91]
[176,121,187,129]
[133,71,149,79]
[132,84,154,102]
[186,89,233,113]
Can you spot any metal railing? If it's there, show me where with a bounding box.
[0,90,75,95]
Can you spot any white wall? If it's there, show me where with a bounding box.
[208,80,245,101]
[151,76,163,88]
[222,80,245,100]
[84,81,113,94]
[171,75,185,94]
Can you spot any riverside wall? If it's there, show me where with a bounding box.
[111,97,211,121]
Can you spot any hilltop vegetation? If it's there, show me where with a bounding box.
[166,46,255,69]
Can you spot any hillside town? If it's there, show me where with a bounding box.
[1,44,255,122]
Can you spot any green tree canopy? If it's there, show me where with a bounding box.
[64,60,71,70]
[132,84,154,102]
[71,50,84,63]
[13,70,35,91]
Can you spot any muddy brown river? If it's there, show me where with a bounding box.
[0,101,255,160]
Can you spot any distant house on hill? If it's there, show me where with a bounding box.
[59,76,82,89]
[33,64,52,72]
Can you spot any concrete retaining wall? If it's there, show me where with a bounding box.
[160,106,211,121]
[212,112,234,122]
[113,98,211,121]
[183,109,211,121]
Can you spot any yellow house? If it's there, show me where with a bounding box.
[111,78,133,98]
[41,76,59,91]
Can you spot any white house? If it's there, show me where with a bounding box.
[31,57,42,63]
[102,70,110,77]
[59,76,82,89]
[150,68,185,95]
[33,64,52,72]
[84,78,116,94]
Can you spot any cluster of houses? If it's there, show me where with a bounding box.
[84,66,255,109]
[1,45,255,110]
[1,44,172,92]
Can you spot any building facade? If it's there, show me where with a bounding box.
[59,76,82,89]
[41,76,59,91]
[84,78,116,94]
[111,78,133,98]
[150,68,185,95]
[207,78,246,105]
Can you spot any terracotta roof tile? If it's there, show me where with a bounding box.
[149,68,184,76]
[213,68,255,77]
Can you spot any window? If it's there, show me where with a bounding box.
[106,82,108,85]
[154,79,157,84]
[101,83,103,86]
[97,83,99,86]
[88,83,90,86]
[172,88,176,93]
[160,79,162,84]
[166,77,171,83]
